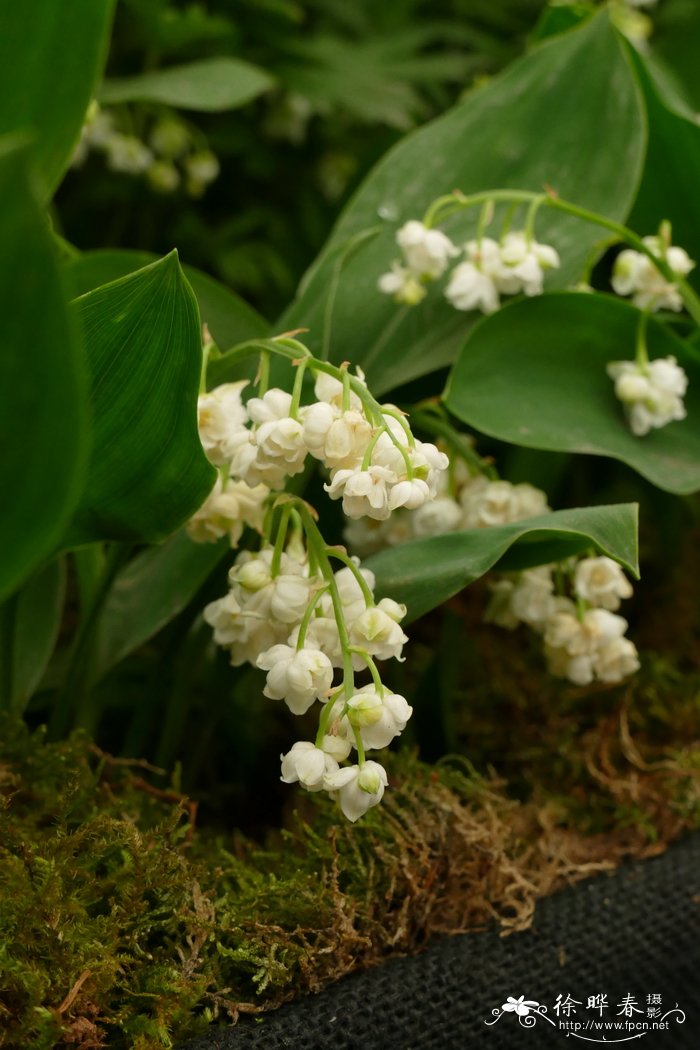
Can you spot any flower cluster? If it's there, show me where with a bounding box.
[189,350,449,548]
[486,557,639,686]
[186,379,270,547]
[611,235,695,313]
[606,226,693,438]
[607,355,688,436]
[187,335,454,820]
[71,103,220,197]
[378,219,560,314]
[445,232,560,314]
[205,540,413,822]
[345,457,550,557]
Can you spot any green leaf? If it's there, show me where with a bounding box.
[64,249,269,349]
[279,10,646,396]
[67,253,216,545]
[0,141,89,599]
[93,531,227,680]
[0,1,114,199]
[367,504,639,622]
[99,57,275,111]
[626,48,700,287]
[0,558,66,715]
[445,292,700,495]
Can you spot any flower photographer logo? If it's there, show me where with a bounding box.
[484,992,686,1042]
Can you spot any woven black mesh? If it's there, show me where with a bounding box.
[180,832,700,1050]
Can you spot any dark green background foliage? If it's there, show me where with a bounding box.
[55,0,547,316]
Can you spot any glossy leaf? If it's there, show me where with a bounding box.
[367,504,639,622]
[93,530,227,680]
[67,254,216,545]
[445,292,700,494]
[0,142,89,599]
[100,57,274,111]
[0,559,66,714]
[0,1,114,198]
[279,10,645,395]
[64,249,269,349]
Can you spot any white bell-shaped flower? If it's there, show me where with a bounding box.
[348,599,408,661]
[594,636,640,682]
[395,220,459,279]
[302,403,373,471]
[545,605,628,655]
[187,476,268,547]
[445,260,500,314]
[325,465,398,521]
[301,401,337,457]
[509,568,556,631]
[544,604,631,685]
[269,574,313,624]
[313,370,366,412]
[495,231,560,297]
[247,388,292,425]
[347,686,413,750]
[378,263,427,306]
[245,390,307,484]
[410,497,463,538]
[255,416,307,477]
[235,556,272,592]
[607,356,688,436]
[202,593,242,647]
[324,761,389,821]
[460,478,549,528]
[281,741,339,791]
[574,557,633,611]
[320,732,353,762]
[388,478,432,511]
[197,381,249,466]
[612,236,695,312]
[257,644,334,714]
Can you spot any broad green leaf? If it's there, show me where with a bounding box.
[279,10,645,396]
[64,249,269,349]
[93,530,227,680]
[0,142,89,599]
[67,254,216,545]
[100,57,274,111]
[0,559,66,715]
[367,504,639,622]
[626,48,700,287]
[0,1,114,198]
[445,292,700,494]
